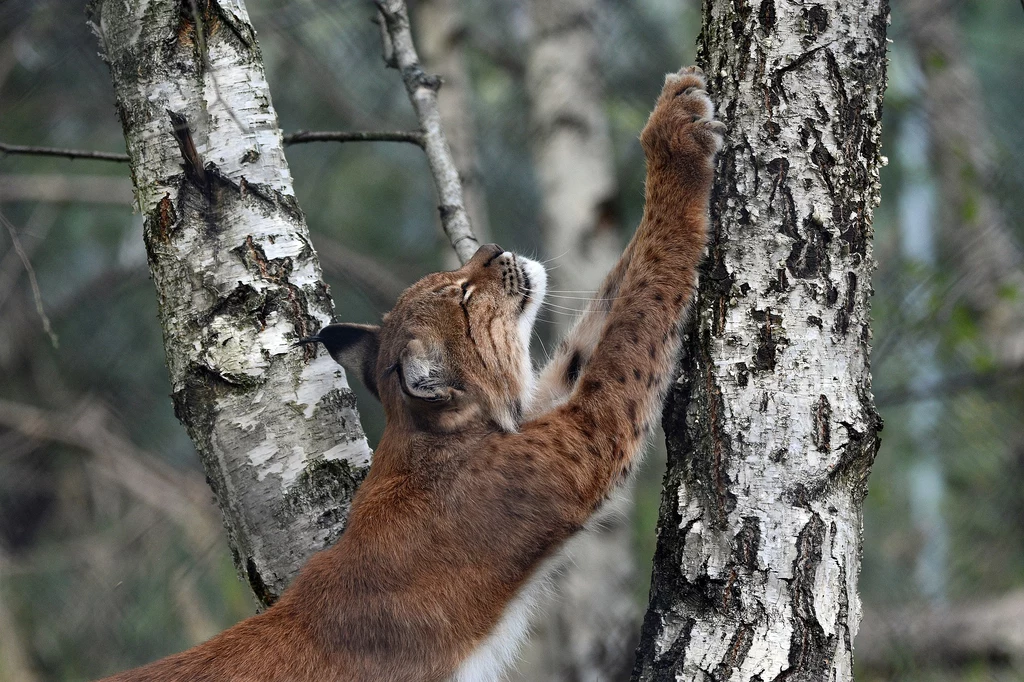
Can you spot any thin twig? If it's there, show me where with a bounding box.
[283,130,424,147]
[375,0,480,265]
[0,210,58,348]
[0,130,426,164]
[0,141,129,162]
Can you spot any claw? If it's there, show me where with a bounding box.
[678,86,706,98]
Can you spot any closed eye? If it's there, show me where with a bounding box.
[431,284,464,298]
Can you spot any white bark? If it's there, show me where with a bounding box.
[633,0,887,679]
[88,0,371,603]
[511,1,637,680]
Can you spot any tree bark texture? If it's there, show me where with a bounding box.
[512,1,637,680]
[89,0,371,604]
[632,1,887,680]
[904,0,1024,366]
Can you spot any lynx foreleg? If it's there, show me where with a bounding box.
[528,242,636,416]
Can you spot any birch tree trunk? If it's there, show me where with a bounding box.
[632,0,887,679]
[510,0,636,679]
[88,0,370,604]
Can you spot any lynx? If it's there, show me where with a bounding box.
[102,65,723,682]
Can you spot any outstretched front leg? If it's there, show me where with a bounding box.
[527,241,636,416]
[496,65,724,520]
[529,65,722,423]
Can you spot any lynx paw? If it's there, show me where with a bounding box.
[641,65,725,162]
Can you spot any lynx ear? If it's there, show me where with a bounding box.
[298,323,380,399]
[398,339,461,403]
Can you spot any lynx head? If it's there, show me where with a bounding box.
[301,244,547,433]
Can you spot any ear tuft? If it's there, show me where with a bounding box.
[301,323,381,399]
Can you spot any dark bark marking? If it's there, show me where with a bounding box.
[155,193,177,243]
[731,516,762,571]
[832,271,857,335]
[785,213,831,279]
[167,110,207,187]
[752,308,785,372]
[771,514,835,682]
[811,394,832,452]
[246,557,277,607]
[804,5,830,36]
[759,0,776,32]
[711,623,756,682]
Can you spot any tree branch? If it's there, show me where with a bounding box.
[0,173,134,204]
[414,0,492,253]
[375,0,480,265]
[0,141,129,163]
[0,130,425,164]
[283,130,423,146]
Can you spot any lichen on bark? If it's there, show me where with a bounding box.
[89,0,371,604]
[633,0,887,679]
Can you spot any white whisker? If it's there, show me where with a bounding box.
[540,249,572,265]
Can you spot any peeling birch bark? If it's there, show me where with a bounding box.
[511,0,637,679]
[88,0,370,604]
[632,1,887,679]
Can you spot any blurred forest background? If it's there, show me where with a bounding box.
[1,0,1022,680]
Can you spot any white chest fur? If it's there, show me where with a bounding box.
[450,562,554,682]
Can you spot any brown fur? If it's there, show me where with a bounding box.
[100,66,723,682]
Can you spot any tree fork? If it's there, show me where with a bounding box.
[633,0,887,679]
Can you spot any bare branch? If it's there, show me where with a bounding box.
[0,130,425,165]
[0,211,58,348]
[415,0,492,250]
[0,398,221,549]
[375,0,480,265]
[0,141,130,163]
[283,130,423,146]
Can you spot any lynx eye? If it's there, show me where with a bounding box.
[432,284,462,298]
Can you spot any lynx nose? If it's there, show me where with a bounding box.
[467,243,504,267]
